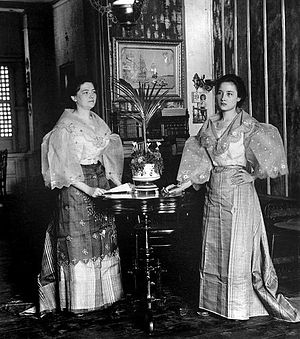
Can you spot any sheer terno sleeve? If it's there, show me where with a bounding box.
[177,136,212,185]
[246,123,288,179]
[102,133,124,184]
[41,125,84,189]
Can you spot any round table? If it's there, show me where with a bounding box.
[96,190,183,333]
[273,217,300,263]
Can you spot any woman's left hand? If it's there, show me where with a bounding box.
[162,184,184,196]
[231,169,255,186]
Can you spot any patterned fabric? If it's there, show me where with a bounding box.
[199,167,300,321]
[41,109,124,189]
[38,163,123,315]
[57,163,115,264]
[178,110,300,322]
[177,110,288,184]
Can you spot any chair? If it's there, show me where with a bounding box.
[272,218,300,265]
[0,149,8,197]
[263,196,300,265]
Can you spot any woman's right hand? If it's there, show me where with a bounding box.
[72,182,106,197]
[88,187,107,197]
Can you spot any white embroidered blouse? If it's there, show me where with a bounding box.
[41,109,124,189]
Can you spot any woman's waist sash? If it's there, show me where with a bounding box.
[212,165,246,173]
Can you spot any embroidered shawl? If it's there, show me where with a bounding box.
[177,110,288,185]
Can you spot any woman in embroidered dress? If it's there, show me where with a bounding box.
[37,77,124,315]
[167,74,300,322]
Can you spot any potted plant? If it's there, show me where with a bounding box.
[130,140,163,179]
[113,78,169,180]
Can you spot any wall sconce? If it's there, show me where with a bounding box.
[192,73,214,92]
[89,0,145,30]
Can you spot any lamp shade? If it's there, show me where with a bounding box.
[111,0,142,28]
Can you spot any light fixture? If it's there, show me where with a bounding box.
[89,0,145,30]
[192,73,214,92]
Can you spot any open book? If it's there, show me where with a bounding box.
[103,183,133,195]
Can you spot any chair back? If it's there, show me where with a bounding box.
[0,149,8,196]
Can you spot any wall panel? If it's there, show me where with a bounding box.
[213,0,223,79]
[236,0,248,110]
[212,0,299,198]
[266,0,285,195]
[285,0,300,199]
[223,0,234,74]
[249,0,265,124]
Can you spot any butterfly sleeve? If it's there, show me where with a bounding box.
[177,136,213,186]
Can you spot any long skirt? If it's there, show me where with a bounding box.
[38,163,123,315]
[199,166,300,322]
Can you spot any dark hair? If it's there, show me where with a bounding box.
[67,75,96,97]
[215,74,247,107]
[64,75,96,108]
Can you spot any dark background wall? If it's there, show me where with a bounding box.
[0,3,56,194]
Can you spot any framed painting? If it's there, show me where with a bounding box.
[113,39,182,98]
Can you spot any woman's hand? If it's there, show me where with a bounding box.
[72,182,106,197]
[162,180,192,196]
[231,169,255,186]
[162,184,183,196]
[89,187,107,197]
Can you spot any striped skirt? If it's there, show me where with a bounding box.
[38,163,123,315]
[199,166,300,322]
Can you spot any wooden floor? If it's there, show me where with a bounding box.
[0,195,300,338]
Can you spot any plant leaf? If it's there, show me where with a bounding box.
[113,77,169,129]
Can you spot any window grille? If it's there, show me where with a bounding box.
[0,65,13,138]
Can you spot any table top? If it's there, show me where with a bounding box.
[274,217,300,232]
[103,190,161,200]
[96,190,183,215]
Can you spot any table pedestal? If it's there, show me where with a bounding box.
[97,192,182,333]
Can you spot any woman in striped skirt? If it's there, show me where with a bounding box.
[38,76,124,315]
[168,74,300,322]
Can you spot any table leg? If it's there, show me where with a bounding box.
[133,224,139,292]
[143,213,154,333]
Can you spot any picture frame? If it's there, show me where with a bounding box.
[59,62,75,105]
[113,38,182,98]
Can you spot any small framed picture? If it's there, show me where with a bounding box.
[193,107,207,124]
[192,90,208,103]
[191,91,201,103]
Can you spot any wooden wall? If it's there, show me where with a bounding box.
[53,0,88,90]
[0,4,56,194]
[0,12,28,153]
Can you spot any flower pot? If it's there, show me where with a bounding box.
[130,141,163,191]
[132,163,160,192]
[132,163,160,182]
